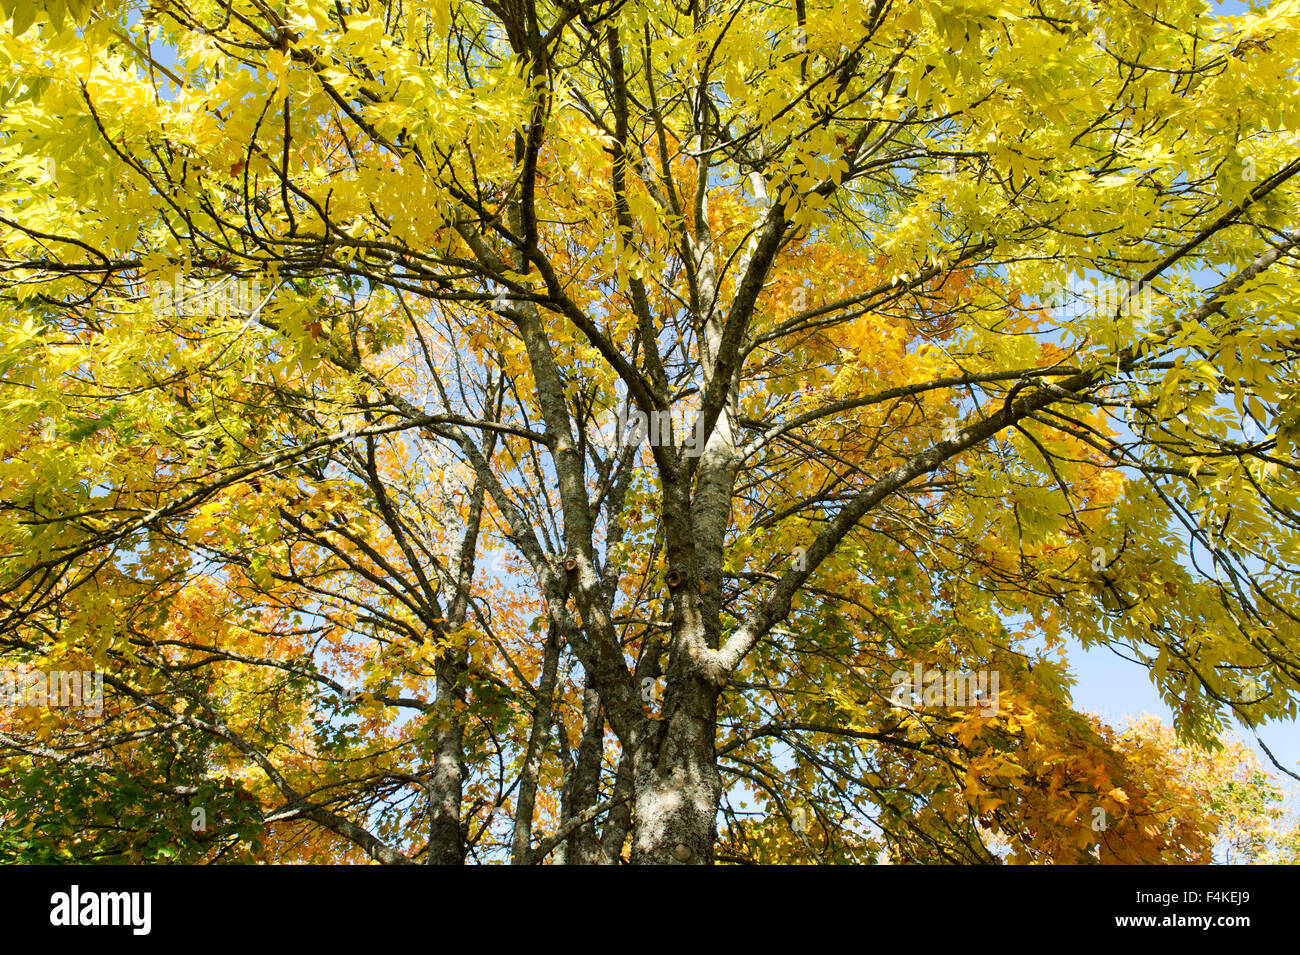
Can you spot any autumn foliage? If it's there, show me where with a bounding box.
[2,0,1300,863]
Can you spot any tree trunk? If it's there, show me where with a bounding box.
[424,478,486,865]
[564,682,606,863]
[630,672,722,864]
[425,656,466,864]
[510,620,562,864]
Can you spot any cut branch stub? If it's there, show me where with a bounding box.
[563,557,578,572]
[665,569,683,589]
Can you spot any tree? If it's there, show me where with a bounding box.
[1,0,1299,864]
[1112,715,1298,866]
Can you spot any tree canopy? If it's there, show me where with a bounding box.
[1,0,1299,864]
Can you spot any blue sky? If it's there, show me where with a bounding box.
[1068,642,1299,806]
